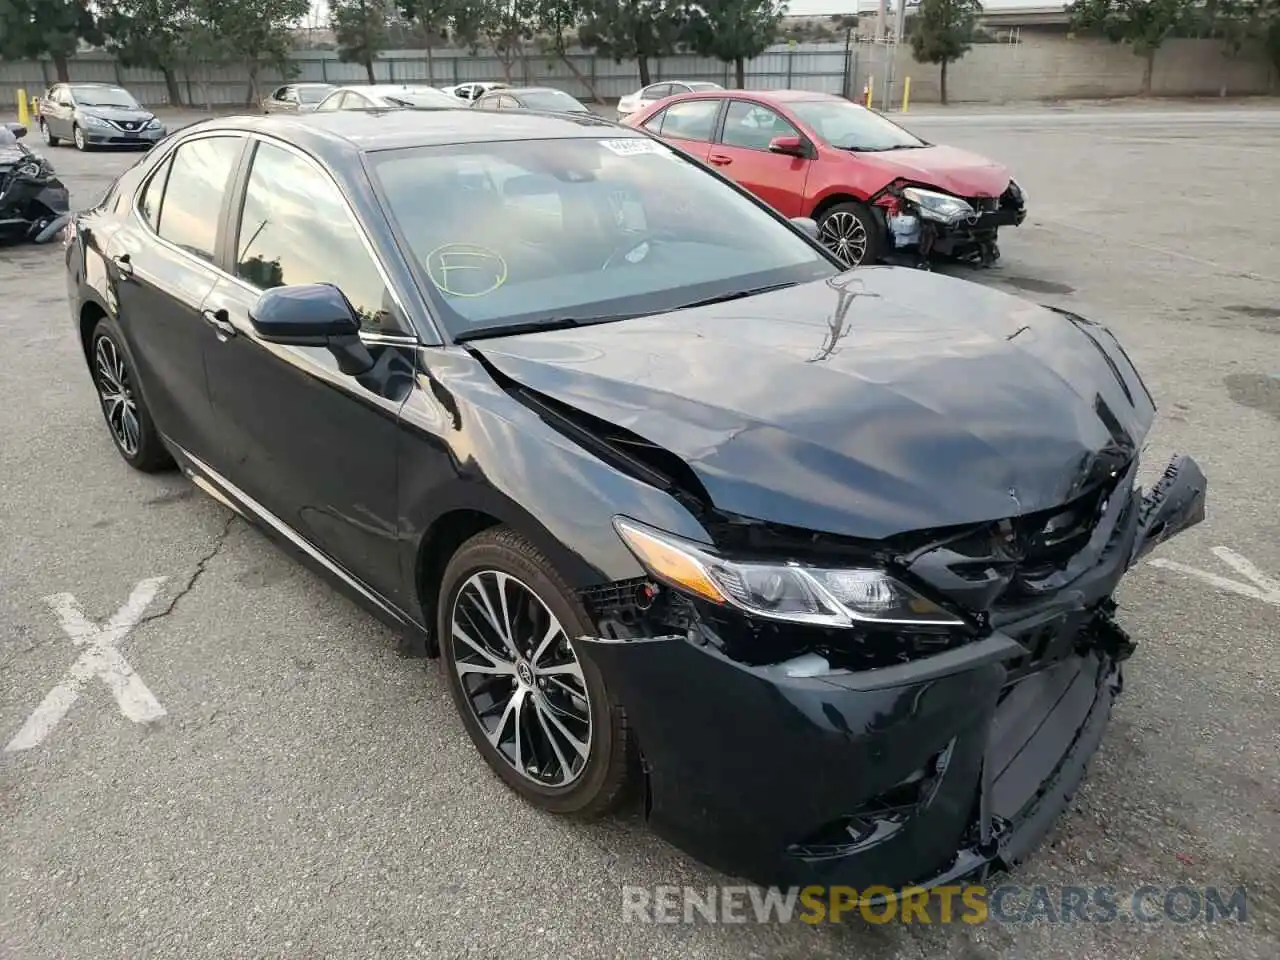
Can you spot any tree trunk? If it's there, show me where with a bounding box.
[162,66,183,107]
[246,62,261,107]
[53,54,70,82]
[940,60,948,105]
[1140,48,1155,96]
[735,56,745,89]
[559,53,598,102]
[364,56,376,84]
[425,43,434,84]
[637,55,651,86]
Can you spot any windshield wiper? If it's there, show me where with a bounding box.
[674,281,800,311]
[453,314,638,343]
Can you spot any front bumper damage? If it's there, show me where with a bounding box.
[575,454,1206,890]
[875,181,1027,269]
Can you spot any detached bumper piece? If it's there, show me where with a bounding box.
[576,453,1205,891]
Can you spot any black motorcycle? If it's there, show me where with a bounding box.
[1,122,72,245]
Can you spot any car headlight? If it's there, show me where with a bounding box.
[82,115,110,128]
[613,517,963,627]
[145,119,162,130]
[901,186,974,225]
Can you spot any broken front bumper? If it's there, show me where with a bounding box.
[576,454,1206,890]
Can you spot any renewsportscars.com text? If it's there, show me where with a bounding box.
[621,884,1249,925]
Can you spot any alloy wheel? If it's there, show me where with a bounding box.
[40,119,51,144]
[819,211,868,266]
[449,570,593,787]
[94,335,141,456]
[74,125,85,150]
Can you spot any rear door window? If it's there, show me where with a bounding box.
[151,135,243,263]
[654,99,720,142]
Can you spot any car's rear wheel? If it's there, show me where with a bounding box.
[89,317,172,472]
[817,201,882,267]
[73,124,88,151]
[438,527,635,817]
[39,118,59,146]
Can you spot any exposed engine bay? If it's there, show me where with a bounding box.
[872,177,1027,269]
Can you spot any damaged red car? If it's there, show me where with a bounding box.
[624,89,1026,268]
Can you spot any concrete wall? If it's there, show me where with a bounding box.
[1,36,1275,110]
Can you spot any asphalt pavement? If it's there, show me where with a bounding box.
[1,103,1278,960]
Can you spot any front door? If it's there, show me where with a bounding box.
[49,87,76,139]
[708,100,813,218]
[106,133,246,465]
[201,137,413,606]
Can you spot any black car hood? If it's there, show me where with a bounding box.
[0,142,25,170]
[471,267,1157,540]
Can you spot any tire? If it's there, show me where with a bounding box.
[438,526,635,817]
[816,201,883,267]
[73,124,88,151]
[89,316,173,472]
[39,118,60,147]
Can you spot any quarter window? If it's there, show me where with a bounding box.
[654,99,720,142]
[152,135,242,262]
[233,141,400,334]
[720,102,801,151]
[138,155,172,229]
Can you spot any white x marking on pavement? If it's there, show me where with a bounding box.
[4,577,169,753]
[1149,547,1280,608]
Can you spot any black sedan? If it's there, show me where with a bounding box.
[64,109,1206,891]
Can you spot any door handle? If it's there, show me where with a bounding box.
[111,253,134,279]
[708,154,733,166]
[201,307,237,339]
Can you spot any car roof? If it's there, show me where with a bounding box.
[180,109,631,159]
[662,88,842,105]
[294,82,335,88]
[497,87,577,96]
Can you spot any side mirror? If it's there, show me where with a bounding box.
[789,217,819,241]
[768,135,808,158]
[4,122,28,140]
[248,283,374,375]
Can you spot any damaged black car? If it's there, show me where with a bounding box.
[1,122,71,245]
[67,111,1207,891]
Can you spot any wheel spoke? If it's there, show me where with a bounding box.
[487,685,527,749]
[539,661,585,680]
[530,620,563,669]
[452,622,514,674]
[535,692,589,759]
[534,701,573,783]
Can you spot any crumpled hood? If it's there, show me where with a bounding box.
[472,267,1156,540]
[852,144,1011,198]
[0,142,25,170]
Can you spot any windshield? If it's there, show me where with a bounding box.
[299,86,333,103]
[384,87,458,108]
[72,86,140,109]
[370,137,836,338]
[788,99,925,151]
[520,90,588,112]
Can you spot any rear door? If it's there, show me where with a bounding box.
[199,136,413,603]
[49,86,76,139]
[104,133,247,464]
[639,98,721,163]
[707,100,813,217]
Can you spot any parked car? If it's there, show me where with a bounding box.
[472,86,590,114]
[36,82,167,151]
[615,80,723,120]
[626,89,1026,268]
[65,108,1205,893]
[312,84,461,112]
[261,83,337,115]
[442,81,510,102]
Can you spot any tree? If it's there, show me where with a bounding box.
[453,0,536,83]
[197,0,309,104]
[331,0,393,83]
[532,0,600,99]
[399,0,454,83]
[908,0,982,105]
[1066,0,1196,96]
[579,0,688,86]
[0,0,99,82]
[686,0,786,88]
[100,0,188,105]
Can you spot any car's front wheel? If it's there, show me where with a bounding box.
[39,118,59,146]
[817,201,882,267]
[73,124,88,151]
[438,527,635,817]
[89,317,172,472]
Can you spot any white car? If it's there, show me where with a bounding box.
[442,81,511,103]
[311,84,460,112]
[616,81,724,120]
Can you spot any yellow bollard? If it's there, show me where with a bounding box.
[16,88,30,127]
[902,76,911,113]
[865,76,874,108]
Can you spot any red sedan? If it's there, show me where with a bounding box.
[623,89,1026,268]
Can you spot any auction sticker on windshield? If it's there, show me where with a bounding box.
[599,139,669,158]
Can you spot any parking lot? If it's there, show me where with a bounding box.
[1,103,1278,960]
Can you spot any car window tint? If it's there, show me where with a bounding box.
[315,92,344,112]
[659,99,720,141]
[646,84,671,100]
[154,136,241,262]
[721,102,800,151]
[138,154,172,229]
[234,141,399,334]
[641,108,666,134]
